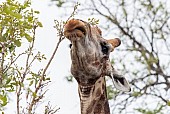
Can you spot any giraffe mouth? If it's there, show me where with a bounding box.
[64,19,87,41]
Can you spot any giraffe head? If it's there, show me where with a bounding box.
[64,19,120,52]
[64,19,121,85]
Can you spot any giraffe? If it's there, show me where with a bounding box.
[64,19,130,114]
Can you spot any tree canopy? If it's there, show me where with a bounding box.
[0,0,60,113]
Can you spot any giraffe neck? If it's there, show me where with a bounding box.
[78,76,110,114]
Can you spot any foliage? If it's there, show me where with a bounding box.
[0,0,62,113]
[65,75,74,82]
[88,18,99,25]
[0,0,42,51]
[52,0,170,113]
[135,104,164,114]
[44,102,60,114]
[51,0,65,7]
[0,0,44,113]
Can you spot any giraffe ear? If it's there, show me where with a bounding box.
[107,38,121,51]
[109,68,131,92]
[112,76,131,92]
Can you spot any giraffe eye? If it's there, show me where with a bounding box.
[100,42,109,54]
[69,44,72,48]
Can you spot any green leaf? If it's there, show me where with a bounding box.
[132,91,141,97]
[37,21,43,27]
[0,95,8,106]
[7,89,15,92]
[1,34,7,42]
[25,33,32,42]
[27,78,33,80]
[65,75,73,82]
[9,6,15,11]
[28,16,33,22]
[54,0,65,7]
[29,80,33,86]
[45,77,50,80]
[111,59,115,64]
[20,82,24,87]
[14,40,21,47]
[33,92,37,97]
[4,7,10,14]
[12,12,22,19]
[167,100,170,106]
[6,78,11,85]
[34,11,40,14]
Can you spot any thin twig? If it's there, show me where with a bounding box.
[27,20,65,114]
[17,25,37,114]
[27,3,79,113]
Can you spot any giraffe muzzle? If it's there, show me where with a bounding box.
[64,19,87,41]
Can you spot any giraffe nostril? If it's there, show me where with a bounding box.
[75,26,86,35]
